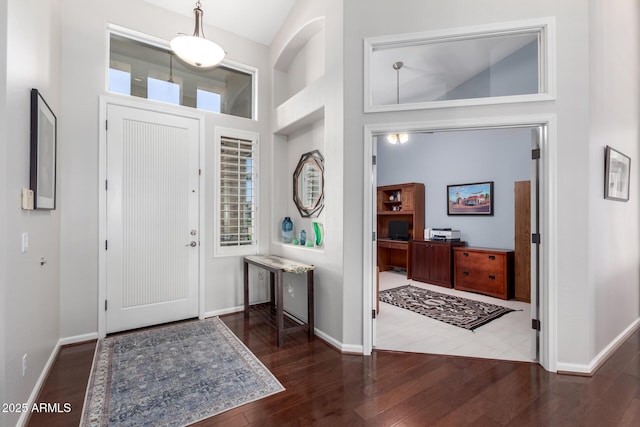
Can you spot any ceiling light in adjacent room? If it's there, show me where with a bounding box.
[387,133,409,145]
[170,1,226,68]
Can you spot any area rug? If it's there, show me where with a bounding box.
[80,317,284,427]
[379,285,515,330]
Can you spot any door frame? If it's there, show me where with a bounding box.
[362,114,558,372]
[98,96,207,339]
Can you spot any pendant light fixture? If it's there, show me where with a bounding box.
[388,61,409,145]
[170,1,226,68]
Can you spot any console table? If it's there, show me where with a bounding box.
[243,255,315,346]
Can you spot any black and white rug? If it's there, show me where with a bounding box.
[81,317,284,427]
[379,285,515,331]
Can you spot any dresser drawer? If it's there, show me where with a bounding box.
[378,240,409,250]
[453,247,515,300]
[455,250,506,271]
[455,268,507,299]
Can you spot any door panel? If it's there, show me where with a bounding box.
[106,105,199,333]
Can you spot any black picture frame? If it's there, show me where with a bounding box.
[447,181,494,216]
[604,145,630,202]
[30,88,57,209]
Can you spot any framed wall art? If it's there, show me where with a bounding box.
[604,145,630,202]
[447,181,494,215]
[30,88,57,209]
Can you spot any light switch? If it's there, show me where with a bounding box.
[21,233,28,253]
[21,189,34,210]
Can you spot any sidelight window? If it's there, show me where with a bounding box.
[214,129,259,256]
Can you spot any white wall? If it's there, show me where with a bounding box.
[377,128,531,249]
[270,0,346,345]
[588,0,640,356]
[0,0,8,422]
[344,0,596,366]
[3,1,62,425]
[58,0,272,338]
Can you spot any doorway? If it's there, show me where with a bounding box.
[98,98,205,337]
[362,117,556,371]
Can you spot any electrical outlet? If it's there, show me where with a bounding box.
[22,353,27,376]
[287,282,294,297]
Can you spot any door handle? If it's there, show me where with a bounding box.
[186,241,197,247]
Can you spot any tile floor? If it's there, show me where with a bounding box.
[375,270,535,362]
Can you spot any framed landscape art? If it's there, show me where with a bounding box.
[447,181,494,216]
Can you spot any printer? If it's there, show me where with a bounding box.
[429,228,461,241]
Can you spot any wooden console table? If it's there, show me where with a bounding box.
[243,255,315,346]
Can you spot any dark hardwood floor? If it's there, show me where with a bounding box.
[27,308,640,426]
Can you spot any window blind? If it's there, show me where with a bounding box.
[219,136,257,249]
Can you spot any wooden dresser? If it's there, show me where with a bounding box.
[411,240,466,288]
[453,247,515,300]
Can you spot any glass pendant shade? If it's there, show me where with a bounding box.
[170,2,225,68]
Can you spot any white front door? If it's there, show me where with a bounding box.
[105,104,200,333]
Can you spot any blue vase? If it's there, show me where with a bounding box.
[300,230,306,245]
[282,217,293,243]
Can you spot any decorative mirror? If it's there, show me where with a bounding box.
[293,150,324,217]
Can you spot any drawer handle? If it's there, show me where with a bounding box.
[488,255,496,260]
[462,252,469,257]
[463,271,469,276]
[489,275,496,280]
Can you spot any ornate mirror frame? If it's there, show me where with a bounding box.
[293,150,324,218]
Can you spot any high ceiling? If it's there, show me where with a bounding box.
[144,0,297,45]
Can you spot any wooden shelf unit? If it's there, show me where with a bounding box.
[377,183,425,240]
[376,183,425,276]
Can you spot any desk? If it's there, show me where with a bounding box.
[243,255,315,346]
[377,239,412,278]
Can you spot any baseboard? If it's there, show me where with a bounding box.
[205,305,244,318]
[206,306,364,355]
[313,329,364,354]
[17,339,61,427]
[204,301,272,319]
[556,317,640,376]
[59,332,99,346]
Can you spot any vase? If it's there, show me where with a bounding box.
[313,222,323,246]
[282,217,293,243]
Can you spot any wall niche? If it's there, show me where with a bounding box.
[273,17,326,107]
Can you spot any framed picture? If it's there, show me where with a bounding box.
[447,181,494,215]
[604,145,630,202]
[30,89,57,209]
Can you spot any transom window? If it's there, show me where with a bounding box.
[109,32,255,119]
[364,17,555,112]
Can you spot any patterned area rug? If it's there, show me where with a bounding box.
[80,317,284,427]
[379,285,515,330]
